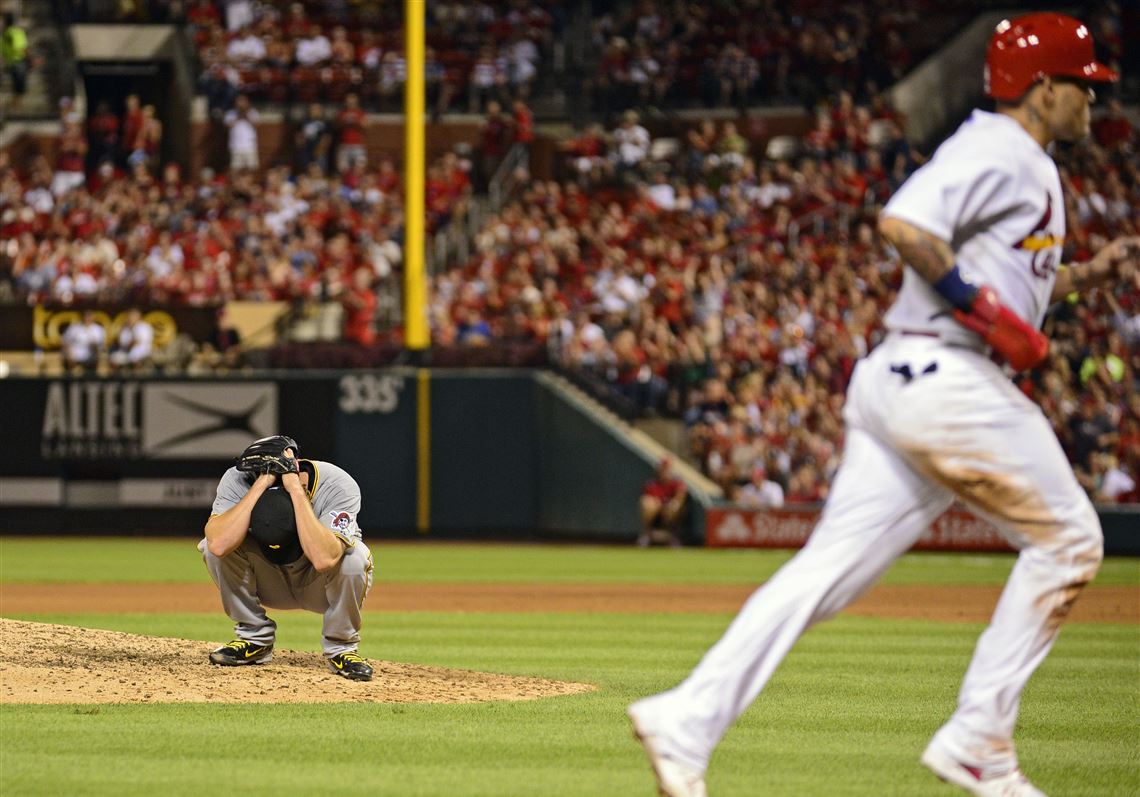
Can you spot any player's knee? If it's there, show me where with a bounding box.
[1069,500,1104,576]
[335,546,369,580]
[1041,497,1103,580]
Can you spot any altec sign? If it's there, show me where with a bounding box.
[705,507,1013,552]
[39,381,277,459]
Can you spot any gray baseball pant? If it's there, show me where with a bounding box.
[198,537,374,657]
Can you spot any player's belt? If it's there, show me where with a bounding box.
[889,329,989,355]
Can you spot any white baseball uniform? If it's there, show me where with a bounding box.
[630,110,1103,781]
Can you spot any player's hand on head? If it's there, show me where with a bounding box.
[281,470,303,495]
[253,473,277,490]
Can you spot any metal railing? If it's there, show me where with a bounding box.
[488,143,530,210]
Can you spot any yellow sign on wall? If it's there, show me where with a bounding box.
[32,307,179,350]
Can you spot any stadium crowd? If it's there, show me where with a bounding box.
[430,96,1139,505]
[189,0,560,115]
[1,60,1137,507]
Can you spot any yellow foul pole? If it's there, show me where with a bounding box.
[404,0,427,350]
[405,1,430,533]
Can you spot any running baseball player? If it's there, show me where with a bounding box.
[200,435,374,681]
[628,14,1138,797]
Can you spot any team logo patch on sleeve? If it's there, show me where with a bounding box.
[328,511,353,532]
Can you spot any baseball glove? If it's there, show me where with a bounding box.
[236,435,300,475]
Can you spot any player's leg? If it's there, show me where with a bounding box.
[293,541,374,657]
[630,425,953,774]
[198,538,279,647]
[919,398,1102,779]
[638,494,662,547]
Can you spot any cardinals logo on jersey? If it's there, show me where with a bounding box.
[1014,194,1063,279]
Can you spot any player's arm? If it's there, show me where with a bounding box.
[281,471,345,572]
[1051,236,1140,302]
[879,216,1048,371]
[877,216,956,283]
[204,473,276,557]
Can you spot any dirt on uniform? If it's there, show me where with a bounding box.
[1,581,1134,706]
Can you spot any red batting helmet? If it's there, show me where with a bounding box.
[984,12,1118,101]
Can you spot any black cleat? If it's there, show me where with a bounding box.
[328,651,373,681]
[209,639,274,666]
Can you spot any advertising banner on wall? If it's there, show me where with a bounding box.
[705,506,1013,552]
[0,379,279,470]
[0,305,218,350]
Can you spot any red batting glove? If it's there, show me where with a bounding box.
[952,285,1048,371]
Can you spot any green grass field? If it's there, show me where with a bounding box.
[1,540,1137,796]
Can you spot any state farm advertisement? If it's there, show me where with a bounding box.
[705,506,1013,552]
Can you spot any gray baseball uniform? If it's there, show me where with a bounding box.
[199,459,374,657]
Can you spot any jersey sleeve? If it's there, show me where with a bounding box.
[210,468,249,516]
[311,465,363,546]
[882,151,1017,244]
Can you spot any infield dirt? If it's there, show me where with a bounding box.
[2,582,1135,622]
[0,619,595,705]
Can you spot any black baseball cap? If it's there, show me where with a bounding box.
[248,487,303,565]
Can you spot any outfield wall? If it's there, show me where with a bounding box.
[0,370,676,541]
[0,371,1135,554]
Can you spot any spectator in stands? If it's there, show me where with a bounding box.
[1,13,30,114]
[109,307,154,371]
[424,47,453,118]
[342,267,377,347]
[457,307,492,346]
[378,50,406,111]
[295,22,331,68]
[52,121,88,196]
[512,98,533,153]
[710,44,759,109]
[477,100,513,187]
[198,305,244,371]
[612,110,650,171]
[127,104,162,171]
[357,29,381,71]
[329,25,354,64]
[638,457,687,547]
[295,103,331,173]
[121,94,143,161]
[87,101,121,167]
[62,309,106,372]
[186,0,220,36]
[1092,98,1135,150]
[335,92,366,174]
[199,59,240,116]
[226,24,265,66]
[224,94,259,172]
[560,123,609,183]
[506,42,536,100]
[1091,453,1135,503]
[736,465,785,509]
[468,45,506,112]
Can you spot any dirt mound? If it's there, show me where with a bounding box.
[0,619,595,705]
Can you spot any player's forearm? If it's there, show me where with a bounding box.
[289,492,344,571]
[1051,264,1089,302]
[204,501,257,557]
[878,216,956,284]
[204,477,272,556]
[1055,237,1140,302]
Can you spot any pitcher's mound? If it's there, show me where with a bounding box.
[0,619,595,705]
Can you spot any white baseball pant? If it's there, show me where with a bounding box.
[635,333,1102,776]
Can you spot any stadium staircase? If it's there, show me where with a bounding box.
[0,0,70,121]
